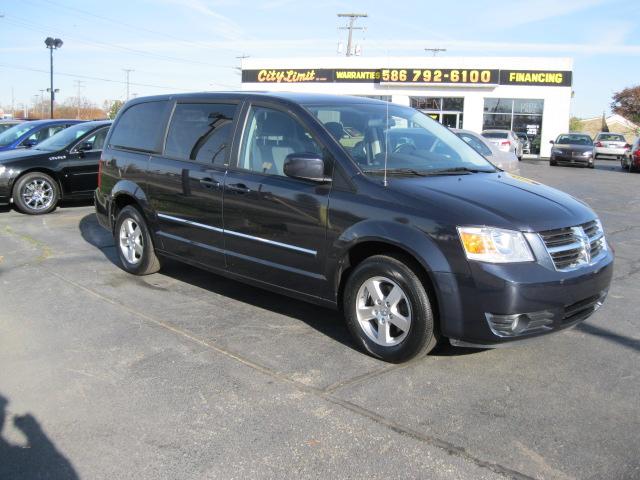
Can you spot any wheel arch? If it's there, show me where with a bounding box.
[333,221,453,330]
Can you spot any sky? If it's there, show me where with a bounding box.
[0,0,639,118]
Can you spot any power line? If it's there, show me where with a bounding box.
[3,15,236,69]
[425,48,447,56]
[27,0,243,55]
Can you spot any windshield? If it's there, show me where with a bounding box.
[556,134,592,145]
[0,123,20,134]
[0,123,34,147]
[482,131,508,139]
[305,103,495,174]
[34,123,94,151]
[597,133,625,142]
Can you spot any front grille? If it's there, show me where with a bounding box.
[539,220,607,271]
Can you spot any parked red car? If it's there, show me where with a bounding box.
[621,138,640,172]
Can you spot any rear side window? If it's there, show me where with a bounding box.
[165,103,237,165]
[109,101,169,152]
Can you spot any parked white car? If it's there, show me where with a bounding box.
[593,132,629,160]
[482,129,523,160]
[454,129,520,174]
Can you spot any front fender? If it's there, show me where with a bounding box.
[329,220,468,335]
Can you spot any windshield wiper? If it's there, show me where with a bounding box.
[422,167,494,175]
[363,168,429,176]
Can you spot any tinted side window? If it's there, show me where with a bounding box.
[109,101,169,152]
[165,103,237,165]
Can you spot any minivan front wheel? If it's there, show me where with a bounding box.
[343,255,437,362]
[114,206,161,275]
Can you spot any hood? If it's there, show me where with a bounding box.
[387,172,595,232]
[552,144,593,153]
[0,148,50,165]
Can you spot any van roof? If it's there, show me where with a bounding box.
[124,91,392,107]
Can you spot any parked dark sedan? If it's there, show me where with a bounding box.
[0,120,111,214]
[550,133,594,168]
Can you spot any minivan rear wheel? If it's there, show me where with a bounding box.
[343,254,437,363]
[114,206,161,275]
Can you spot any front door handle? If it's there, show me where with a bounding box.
[226,183,251,194]
[200,177,221,189]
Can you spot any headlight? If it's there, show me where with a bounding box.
[551,148,562,154]
[582,150,593,157]
[457,226,534,263]
[0,166,5,175]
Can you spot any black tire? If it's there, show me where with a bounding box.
[12,172,59,215]
[517,155,522,161]
[343,254,437,363]
[114,205,161,275]
[550,160,557,166]
[588,163,595,169]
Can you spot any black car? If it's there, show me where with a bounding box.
[550,133,595,168]
[95,93,613,362]
[0,120,111,214]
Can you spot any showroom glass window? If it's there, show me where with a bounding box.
[165,103,237,165]
[410,97,464,129]
[483,98,544,154]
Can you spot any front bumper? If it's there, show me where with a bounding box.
[551,153,592,165]
[435,248,614,347]
[0,176,13,205]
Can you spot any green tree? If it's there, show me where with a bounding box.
[569,116,583,132]
[107,100,124,120]
[611,85,640,124]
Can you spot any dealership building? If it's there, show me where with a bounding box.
[241,56,573,157]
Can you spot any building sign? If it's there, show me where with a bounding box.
[499,70,572,87]
[243,68,572,87]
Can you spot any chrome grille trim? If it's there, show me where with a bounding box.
[539,219,607,272]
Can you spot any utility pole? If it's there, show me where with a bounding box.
[338,13,367,57]
[73,80,85,119]
[11,87,15,118]
[123,69,134,100]
[425,48,446,56]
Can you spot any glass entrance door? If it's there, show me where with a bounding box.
[441,112,461,128]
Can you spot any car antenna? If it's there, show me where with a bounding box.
[383,51,390,187]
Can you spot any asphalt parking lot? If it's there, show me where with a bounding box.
[0,159,638,480]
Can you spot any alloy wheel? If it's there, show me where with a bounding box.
[119,218,144,265]
[355,276,412,346]
[21,178,54,211]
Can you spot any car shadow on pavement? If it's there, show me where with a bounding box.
[78,213,358,352]
[0,394,79,480]
[576,322,640,353]
[78,212,486,357]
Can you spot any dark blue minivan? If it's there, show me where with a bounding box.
[0,119,85,152]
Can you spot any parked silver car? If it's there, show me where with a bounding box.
[454,129,520,174]
[482,129,523,160]
[593,132,629,160]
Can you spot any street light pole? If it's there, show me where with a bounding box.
[44,37,63,118]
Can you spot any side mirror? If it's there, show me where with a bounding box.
[22,139,37,148]
[283,153,329,182]
[549,140,554,144]
[77,141,93,152]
